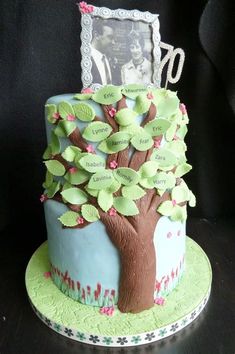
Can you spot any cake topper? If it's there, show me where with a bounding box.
[78,2,185,90]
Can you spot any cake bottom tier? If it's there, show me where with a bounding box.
[25,237,212,347]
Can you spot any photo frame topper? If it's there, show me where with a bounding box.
[78,2,185,90]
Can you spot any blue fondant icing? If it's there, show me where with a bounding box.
[44,93,186,306]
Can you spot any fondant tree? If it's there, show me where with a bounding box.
[43,85,195,313]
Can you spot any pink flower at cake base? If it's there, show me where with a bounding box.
[44,271,51,279]
[99,306,115,316]
[154,297,165,306]
[108,107,116,117]
[109,160,118,169]
[108,207,117,216]
[172,199,177,207]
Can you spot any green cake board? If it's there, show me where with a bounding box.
[25,237,212,347]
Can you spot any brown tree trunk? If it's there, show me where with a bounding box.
[118,236,156,313]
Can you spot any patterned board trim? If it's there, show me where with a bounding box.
[29,286,211,347]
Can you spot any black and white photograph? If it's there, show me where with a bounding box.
[90,17,154,86]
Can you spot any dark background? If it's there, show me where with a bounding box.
[0,0,235,353]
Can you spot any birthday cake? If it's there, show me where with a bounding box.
[24,2,212,347]
[42,85,195,314]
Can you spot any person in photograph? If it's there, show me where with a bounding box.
[91,19,115,85]
[121,30,152,85]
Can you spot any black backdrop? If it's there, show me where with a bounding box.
[1,0,235,241]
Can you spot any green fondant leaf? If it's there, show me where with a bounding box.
[45,104,57,124]
[88,170,114,190]
[79,154,105,173]
[44,160,65,176]
[43,145,52,160]
[82,121,112,142]
[73,103,96,122]
[171,205,187,222]
[113,167,140,186]
[58,211,80,227]
[64,168,90,185]
[152,172,176,190]
[157,200,174,216]
[157,96,179,118]
[73,93,93,100]
[134,93,151,114]
[105,179,121,193]
[51,131,61,155]
[175,163,192,177]
[43,170,53,189]
[58,101,74,119]
[54,121,77,137]
[62,146,81,162]
[81,204,100,222]
[115,108,138,126]
[176,125,188,139]
[121,185,146,200]
[144,119,171,137]
[97,140,115,154]
[165,121,177,142]
[92,85,122,105]
[84,185,99,197]
[189,190,196,207]
[139,161,159,178]
[98,190,113,212]
[47,181,61,198]
[119,123,142,137]
[138,177,155,189]
[165,140,187,157]
[131,131,153,151]
[172,185,189,203]
[150,148,177,167]
[122,84,148,99]
[61,187,88,205]
[113,197,139,216]
[62,181,73,191]
[106,132,130,153]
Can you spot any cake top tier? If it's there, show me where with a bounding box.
[42,85,195,227]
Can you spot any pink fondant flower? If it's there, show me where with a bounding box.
[167,232,172,239]
[108,207,117,216]
[86,144,95,153]
[77,216,84,225]
[173,134,179,141]
[153,136,162,149]
[99,306,115,316]
[108,107,117,117]
[104,289,109,297]
[179,103,187,115]
[40,194,47,203]
[109,160,118,169]
[79,2,94,14]
[154,297,165,306]
[52,112,60,120]
[68,167,78,174]
[81,87,94,94]
[44,271,51,279]
[147,92,154,100]
[67,114,76,121]
[172,199,177,207]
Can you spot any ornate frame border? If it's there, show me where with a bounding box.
[79,4,161,90]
